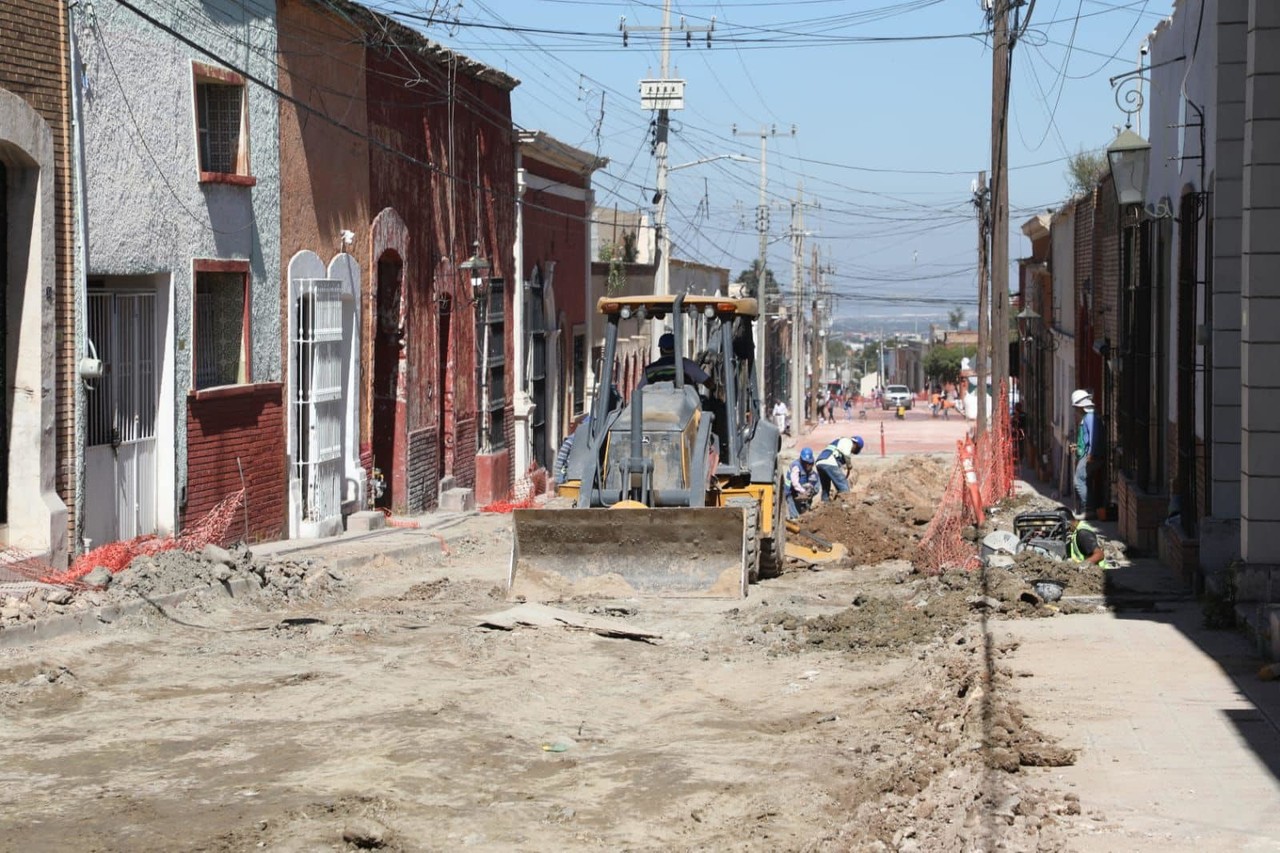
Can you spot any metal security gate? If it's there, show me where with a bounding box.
[85,290,158,545]
[294,279,344,523]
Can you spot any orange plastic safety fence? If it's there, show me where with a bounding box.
[1,489,246,588]
[914,450,980,575]
[974,383,1015,508]
[915,384,1017,575]
[480,466,549,514]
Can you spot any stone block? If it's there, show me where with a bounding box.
[438,475,456,494]
[345,510,386,533]
[440,487,475,513]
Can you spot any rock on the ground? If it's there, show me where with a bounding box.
[201,543,236,567]
[341,820,387,848]
[82,566,113,589]
[44,587,74,605]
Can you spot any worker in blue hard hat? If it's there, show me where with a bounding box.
[785,447,820,520]
[815,436,864,500]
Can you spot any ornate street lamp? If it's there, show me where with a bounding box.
[459,240,490,299]
[459,240,493,451]
[1106,127,1152,207]
[1016,306,1040,342]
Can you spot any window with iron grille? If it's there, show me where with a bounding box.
[193,62,252,183]
[476,278,506,450]
[194,270,249,389]
[572,332,586,417]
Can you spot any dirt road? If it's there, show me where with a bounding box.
[0,459,1117,852]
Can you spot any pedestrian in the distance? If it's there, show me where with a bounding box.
[1070,389,1098,518]
[772,399,790,435]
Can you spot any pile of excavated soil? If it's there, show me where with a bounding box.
[788,454,1117,622]
[799,456,952,565]
[0,546,347,630]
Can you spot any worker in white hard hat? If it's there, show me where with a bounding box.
[814,436,864,500]
[1069,389,1097,519]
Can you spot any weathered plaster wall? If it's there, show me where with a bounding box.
[76,0,281,522]
[1148,0,1217,434]
[365,34,516,493]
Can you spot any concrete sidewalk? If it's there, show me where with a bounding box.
[1004,558,1280,852]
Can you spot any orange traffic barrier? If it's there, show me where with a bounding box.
[959,438,985,525]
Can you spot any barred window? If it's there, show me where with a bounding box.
[193,62,252,184]
[197,83,242,174]
[194,269,249,389]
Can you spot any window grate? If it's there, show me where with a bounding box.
[195,271,247,389]
[197,83,243,174]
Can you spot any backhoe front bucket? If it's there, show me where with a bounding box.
[509,507,749,600]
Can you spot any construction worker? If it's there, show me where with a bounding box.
[554,386,621,484]
[785,447,820,519]
[1056,506,1112,568]
[641,332,710,387]
[1069,389,1099,518]
[815,436,864,500]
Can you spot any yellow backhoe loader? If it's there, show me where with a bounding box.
[510,293,785,599]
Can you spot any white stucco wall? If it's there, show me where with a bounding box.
[75,0,280,519]
[1147,0,1217,433]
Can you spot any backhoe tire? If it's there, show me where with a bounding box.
[727,497,761,586]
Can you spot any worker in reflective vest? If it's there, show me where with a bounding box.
[1058,508,1111,568]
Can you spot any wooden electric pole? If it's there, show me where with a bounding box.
[990,1,1011,424]
[975,171,990,438]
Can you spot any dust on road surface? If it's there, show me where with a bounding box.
[0,458,1115,852]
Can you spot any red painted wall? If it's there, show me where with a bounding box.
[185,384,286,544]
[364,33,516,494]
[523,159,591,333]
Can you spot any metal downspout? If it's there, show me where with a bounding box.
[67,0,91,556]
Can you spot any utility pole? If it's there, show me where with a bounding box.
[790,206,805,431]
[734,123,794,400]
[788,190,805,427]
[974,171,990,438]
[987,0,1033,424]
[809,245,821,423]
[622,3,713,356]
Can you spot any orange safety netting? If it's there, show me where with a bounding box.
[2,489,246,588]
[974,382,1015,508]
[914,450,980,575]
[914,382,1016,576]
[480,465,549,514]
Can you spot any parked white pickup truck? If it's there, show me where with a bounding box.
[883,384,913,410]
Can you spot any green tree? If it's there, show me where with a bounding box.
[1066,147,1108,196]
[735,260,780,301]
[948,306,965,330]
[924,344,976,386]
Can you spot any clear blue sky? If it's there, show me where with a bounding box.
[378,0,1167,323]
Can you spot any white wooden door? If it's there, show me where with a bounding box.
[294,279,344,523]
[84,291,158,545]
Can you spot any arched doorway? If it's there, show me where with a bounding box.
[0,89,68,564]
[372,250,404,509]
